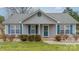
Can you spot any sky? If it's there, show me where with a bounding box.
[0,7,79,18]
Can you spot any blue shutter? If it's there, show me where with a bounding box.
[20,24,22,34]
[70,24,73,34]
[57,24,60,34]
[8,24,10,34]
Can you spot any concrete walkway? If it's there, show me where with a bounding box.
[43,41,79,45]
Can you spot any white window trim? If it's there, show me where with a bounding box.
[58,24,71,35]
[42,24,49,37]
[9,25,21,35]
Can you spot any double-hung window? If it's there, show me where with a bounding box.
[65,25,70,34]
[16,25,20,34]
[57,24,70,34]
[60,25,64,34]
[10,25,15,35]
[9,25,21,35]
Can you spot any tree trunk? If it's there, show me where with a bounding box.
[0,24,6,41]
[1,29,6,41]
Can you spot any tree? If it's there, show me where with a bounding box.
[5,7,36,15]
[0,16,6,41]
[63,7,79,34]
[63,7,79,22]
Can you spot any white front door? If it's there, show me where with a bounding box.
[43,25,49,37]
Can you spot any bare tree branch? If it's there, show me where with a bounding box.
[5,7,35,15]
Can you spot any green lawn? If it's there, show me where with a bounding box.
[0,42,79,51]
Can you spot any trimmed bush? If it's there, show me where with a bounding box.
[55,35,61,41]
[28,35,35,41]
[18,35,28,41]
[35,35,41,41]
[18,35,41,42]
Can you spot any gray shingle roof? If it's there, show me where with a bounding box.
[3,10,78,24]
[46,13,78,24]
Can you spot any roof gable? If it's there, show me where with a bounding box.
[23,10,57,24]
[22,9,57,23]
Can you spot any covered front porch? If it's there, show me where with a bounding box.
[22,24,56,37]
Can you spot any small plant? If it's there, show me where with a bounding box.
[35,35,41,41]
[55,35,61,41]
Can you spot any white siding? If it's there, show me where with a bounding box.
[23,13,56,24]
[49,24,56,37]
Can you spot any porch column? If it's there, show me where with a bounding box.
[22,24,23,34]
[56,24,57,35]
[38,24,40,35]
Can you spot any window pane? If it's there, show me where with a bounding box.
[59,25,64,34]
[65,25,70,34]
[66,30,69,34]
[16,25,20,34]
[10,25,15,34]
[60,30,64,34]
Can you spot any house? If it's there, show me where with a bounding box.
[3,10,78,37]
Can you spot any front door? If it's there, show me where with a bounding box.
[43,25,49,37]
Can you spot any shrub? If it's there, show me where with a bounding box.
[28,35,34,41]
[35,35,41,41]
[6,35,15,42]
[18,35,41,42]
[55,35,61,41]
[18,35,28,41]
[73,35,79,41]
[63,35,69,40]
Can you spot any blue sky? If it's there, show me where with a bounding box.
[0,7,79,17]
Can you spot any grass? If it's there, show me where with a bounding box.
[0,41,79,51]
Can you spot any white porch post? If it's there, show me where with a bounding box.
[56,24,57,35]
[64,25,65,35]
[75,24,76,34]
[22,24,23,34]
[38,24,40,35]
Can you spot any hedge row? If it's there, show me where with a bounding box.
[18,35,41,41]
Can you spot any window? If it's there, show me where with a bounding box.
[30,25,36,35]
[57,24,70,34]
[37,12,41,17]
[60,25,64,34]
[10,25,15,35]
[16,25,20,34]
[9,25,21,35]
[65,25,70,34]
